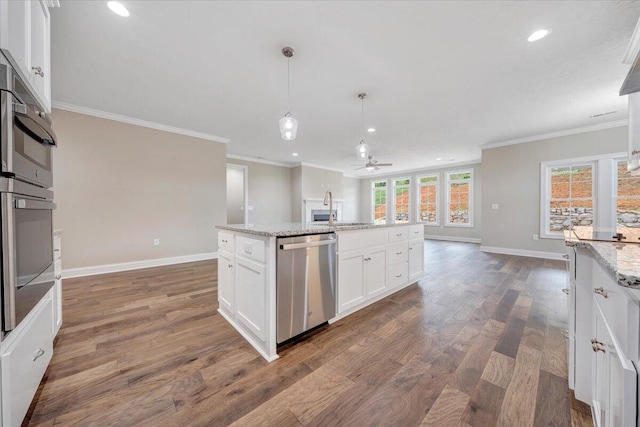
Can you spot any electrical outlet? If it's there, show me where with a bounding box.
[154,238,160,246]
[491,203,499,210]
[532,234,539,241]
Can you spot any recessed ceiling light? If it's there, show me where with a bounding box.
[528,29,551,42]
[107,1,130,17]
[367,128,376,133]
[436,157,442,161]
[292,153,299,156]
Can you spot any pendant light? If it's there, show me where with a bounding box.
[356,93,370,159]
[279,47,298,140]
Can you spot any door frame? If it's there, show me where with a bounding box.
[226,163,249,225]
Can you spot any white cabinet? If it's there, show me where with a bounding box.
[366,247,388,298]
[235,256,267,341]
[217,250,234,314]
[591,300,637,427]
[338,251,366,312]
[52,234,62,335]
[408,240,424,282]
[1,293,53,427]
[0,0,56,111]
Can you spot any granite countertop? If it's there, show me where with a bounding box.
[216,222,421,237]
[565,230,640,288]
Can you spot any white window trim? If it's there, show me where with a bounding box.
[371,180,388,225]
[417,173,439,226]
[392,177,411,224]
[445,169,473,228]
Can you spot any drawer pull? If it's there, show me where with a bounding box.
[396,233,402,237]
[594,287,608,298]
[409,247,413,250]
[561,288,570,295]
[54,249,60,252]
[228,264,233,269]
[396,252,402,255]
[33,348,45,361]
[395,274,402,278]
[592,344,606,353]
[55,274,62,280]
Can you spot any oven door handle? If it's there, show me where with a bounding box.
[12,102,57,147]
[14,198,55,210]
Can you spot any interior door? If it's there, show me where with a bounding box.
[226,164,247,225]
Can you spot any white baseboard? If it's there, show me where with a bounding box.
[424,235,481,244]
[62,252,218,279]
[480,246,566,261]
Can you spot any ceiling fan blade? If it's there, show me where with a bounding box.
[375,163,393,167]
[353,166,365,170]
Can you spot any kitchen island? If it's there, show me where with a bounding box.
[215,222,425,361]
[564,228,640,427]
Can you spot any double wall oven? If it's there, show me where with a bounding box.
[0,51,57,339]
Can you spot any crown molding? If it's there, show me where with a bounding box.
[297,162,345,173]
[342,173,362,179]
[623,17,640,64]
[226,154,293,168]
[52,101,230,144]
[358,159,482,180]
[480,119,628,151]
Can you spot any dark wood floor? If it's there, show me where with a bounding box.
[24,241,592,427]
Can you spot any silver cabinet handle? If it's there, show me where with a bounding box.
[55,274,61,280]
[33,348,45,361]
[409,247,413,250]
[594,287,608,298]
[364,257,371,261]
[562,288,570,295]
[592,344,606,353]
[591,338,604,346]
[396,252,402,255]
[228,264,233,269]
[54,248,60,252]
[562,254,570,260]
[395,274,402,278]
[32,66,44,77]
[396,233,402,237]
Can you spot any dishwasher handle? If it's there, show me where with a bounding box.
[280,240,336,251]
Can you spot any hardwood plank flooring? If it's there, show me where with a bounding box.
[24,241,590,426]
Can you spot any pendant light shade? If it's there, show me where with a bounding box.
[280,47,298,141]
[356,93,370,159]
[279,112,298,141]
[357,139,369,159]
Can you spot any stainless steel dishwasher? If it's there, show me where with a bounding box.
[276,233,336,343]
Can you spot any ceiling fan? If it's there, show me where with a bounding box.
[353,155,393,172]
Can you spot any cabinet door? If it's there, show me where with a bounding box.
[235,257,266,341]
[53,258,62,335]
[217,251,234,314]
[2,1,29,76]
[366,247,387,298]
[338,251,366,313]
[592,301,637,427]
[408,240,424,281]
[28,1,51,110]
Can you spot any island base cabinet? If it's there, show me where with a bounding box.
[366,248,388,298]
[591,300,637,427]
[338,251,366,313]
[218,250,235,314]
[408,240,424,281]
[235,256,267,342]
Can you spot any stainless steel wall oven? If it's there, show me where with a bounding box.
[0,51,56,339]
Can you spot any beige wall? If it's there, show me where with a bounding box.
[52,109,227,269]
[342,176,362,221]
[360,163,482,239]
[226,159,292,224]
[291,166,302,221]
[481,126,628,254]
[301,165,344,199]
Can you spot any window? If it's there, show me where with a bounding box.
[541,161,595,238]
[446,170,473,226]
[372,181,387,225]
[616,160,640,229]
[418,175,438,225]
[393,178,410,224]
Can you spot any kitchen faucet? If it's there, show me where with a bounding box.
[323,190,334,226]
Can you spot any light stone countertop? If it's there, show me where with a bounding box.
[565,230,640,288]
[216,222,421,237]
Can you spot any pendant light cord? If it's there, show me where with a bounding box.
[287,57,291,112]
[361,97,365,140]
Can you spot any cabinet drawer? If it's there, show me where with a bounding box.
[338,228,388,252]
[218,231,235,252]
[389,263,408,289]
[409,225,424,240]
[2,298,53,427]
[236,236,266,263]
[388,227,408,242]
[592,261,639,358]
[388,242,408,265]
[53,236,61,261]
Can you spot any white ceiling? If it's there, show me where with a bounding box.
[50,1,640,176]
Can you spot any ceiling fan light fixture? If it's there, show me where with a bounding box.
[280,47,298,140]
